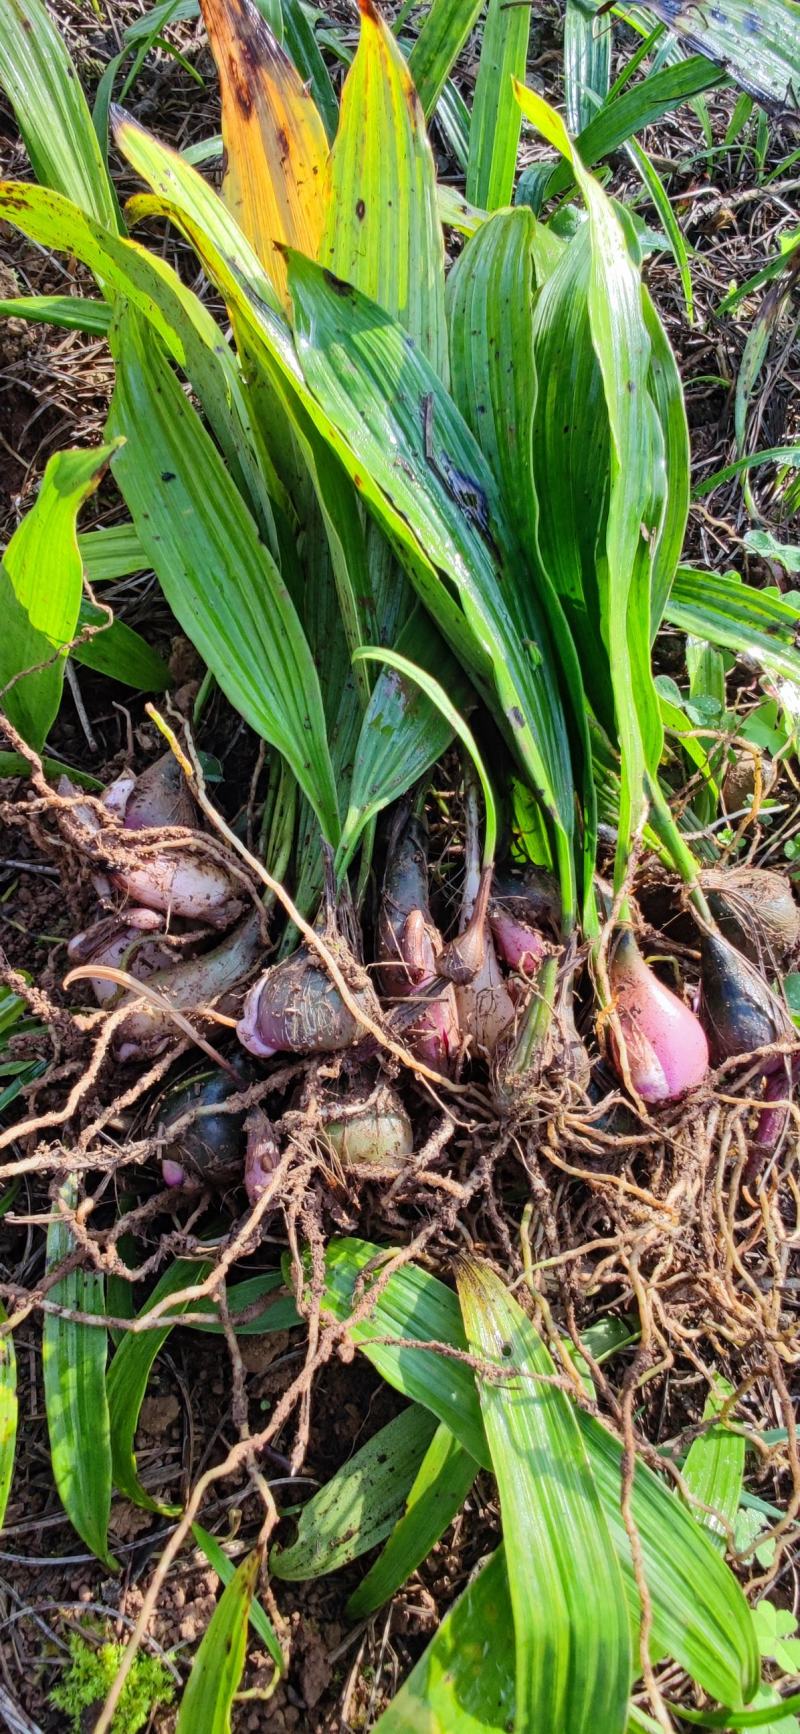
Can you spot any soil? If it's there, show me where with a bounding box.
[2,3,800,1732]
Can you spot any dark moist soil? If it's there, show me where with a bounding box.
[2,3,800,1731]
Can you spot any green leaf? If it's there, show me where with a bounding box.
[0,0,119,229]
[354,646,497,864]
[0,1304,17,1531]
[408,0,485,118]
[43,1181,116,1568]
[682,1379,745,1553]
[176,1546,261,1734]
[284,250,577,905]
[446,203,597,911]
[112,115,577,903]
[107,306,340,844]
[466,0,531,210]
[0,444,117,751]
[321,0,448,380]
[626,137,693,323]
[73,601,170,691]
[192,1523,283,1675]
[693,445,800,496]
[338,606,472,873]
[107,1256,214,1516]
[0,178,275,539]
[565,0,611,133]
[79,524,149,584]
[319,1238,759,1708]
[184,1275,301,1335]
[666,566,800,688]
[347,1422,477,1619]
[518,85,663,890]
[279,0,338,142]
[0,294,112,335]
[271,1405,438,1581]
[641,0,800,115]
[744,529,800,574]
[540,56,726,205]
[0,752,103,789]
[458,1260,630,1734]
[374,1546,516,1734]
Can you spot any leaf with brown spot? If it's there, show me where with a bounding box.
[199,0,329,308]
[321,0,447,380]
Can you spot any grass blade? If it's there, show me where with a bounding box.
[0,1304,17,1530]
[192,1523,284,1676]
[0,294,112,335]
[107,1257,213,1516]
[666,566,800,687]
[322,0,448,380]
[0,444,117,751]
[176,1545,262,1734]
[271,1405,438,1580]
[0,0,119,229]
[279,0,338,142]
[565,0,612,134]
[199,0,328,306]
[408,0,485,118]
[43,1181,116,1569]
[682,1380,745,1553]
[374,1546,515,1733]
[347,1422,477,1619]
[466,0,531,210]
[318,1238,759,1707]
[458,1259,630,1734]
[642,0,800,114]
[107,305,340,844]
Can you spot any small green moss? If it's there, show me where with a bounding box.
[49,1629,175,1734]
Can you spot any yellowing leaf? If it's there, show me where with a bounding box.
[322,0,448,378]
[199,0,328,307]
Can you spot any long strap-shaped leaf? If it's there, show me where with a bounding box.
[43,1181,117,1569]
[112,114,578,912]
[666,565,800,688]
[107,1257,214,1516]
[0,1303,17,1531]
[447,206,598,917]
[322,0,448,382]
[348,1421,477,1619]
[321,0,448,712]
[517,85,663,892]
[199,0,328,308]
[0,0,119,230]
[565,0,612,134]
[270,1404,438,1580]
[408,0,485,119]
[106,305,340,844]
[317,1237,759,1709]
[375,1545,516,1733]
[0,179,276,541]
[176,1546,262,1734]
[0,444,116,752]
[642,0,800,115]
[466,0,531,210]
[458,1260,630,1734]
